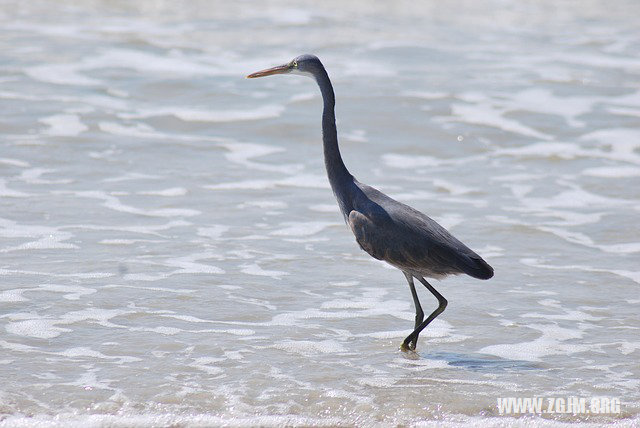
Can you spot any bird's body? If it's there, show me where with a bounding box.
[248,54,493,351]
[346,180,493,281]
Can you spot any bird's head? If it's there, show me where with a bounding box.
[247,54,323,79]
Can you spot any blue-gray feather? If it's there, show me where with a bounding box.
[348,181,493,280]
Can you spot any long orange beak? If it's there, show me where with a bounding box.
[246,63,291,78]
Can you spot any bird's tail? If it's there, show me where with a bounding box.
[463,256,494,280]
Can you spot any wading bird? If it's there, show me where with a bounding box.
[247,55,493,351]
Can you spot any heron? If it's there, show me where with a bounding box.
[247,54,493,351]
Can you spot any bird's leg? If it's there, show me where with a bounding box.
[402,277,447,351]
[400,272,423,351]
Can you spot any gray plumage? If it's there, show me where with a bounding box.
[347,181,493,281]
[247,54,493,351]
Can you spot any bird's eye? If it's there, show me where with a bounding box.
[292,60,298,68]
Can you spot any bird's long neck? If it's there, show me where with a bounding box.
[314,68,353,210]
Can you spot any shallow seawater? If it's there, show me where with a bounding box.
[1,1,639,426]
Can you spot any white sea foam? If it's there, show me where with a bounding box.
[490,173,542,182]
[18,168,72,184]
[104,284,196,294]
[138,187,188,196]
[269,8,313,24]
[270,221,334,237]
[161,314,220,324]
[197,225,230,239]
[0,340,37,353]
[382,153,445,168]
[39,114,87,136]
[25,46,224,87]
[440,95,552,140]
[121,272,171,281]
[0,413,351,428]
[0,180,30,198]
[308,204,339,215]
[102,172,161,183]
[618,342,640,356]
[520,307,602,323]
[392,357,450,370]
[432,179,476,195]
[0,218,78,252]
[343,129,368,142]
[239,200,288,210]
[62,190,200,217]
[99,121,166,139]
[99,239,145,245]
[520,258,640,284]
[130,326,182,335]
[496,142,589,160]
[607,105,640,118]
[289,92,316,102]
[58,347,141,364]
[517,185,628,210]
[0,289,28,302]
[273,339,347,356]
[343,60,396,77]
[68,371,114,391]
[400,90,449,100]
[269,292,413,327]
[204,179,275,190]
[430,213,464,230]
[83,48,215,77]
[25,63,102,86]
[329,280,360,287]
[480,323,588,362]
[0,157,30,167]
[555,50,640,71]
[240,263,289,279]
[122,104,285,123]
[583,166,640,178]
[38,284,97,300]
[219,142,302,173]
[60,308,130,327]
[359,320,468,343]
[190,357,225,375]
[163,252,225,275]
[507,88,596,127]
[580,128,640,164]
[359,329,408,339]
[204,174,328,190]
[5,318,71,339]
[75,220,191,236]
[202,328,255,336]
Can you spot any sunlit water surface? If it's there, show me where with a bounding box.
[1,1,639,426]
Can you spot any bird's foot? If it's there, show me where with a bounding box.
[400,338,417,352]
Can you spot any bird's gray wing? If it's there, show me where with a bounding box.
[350,208,445,271]
[347,209,427,267]
[348,207,492,279]
[348,210,388,261]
